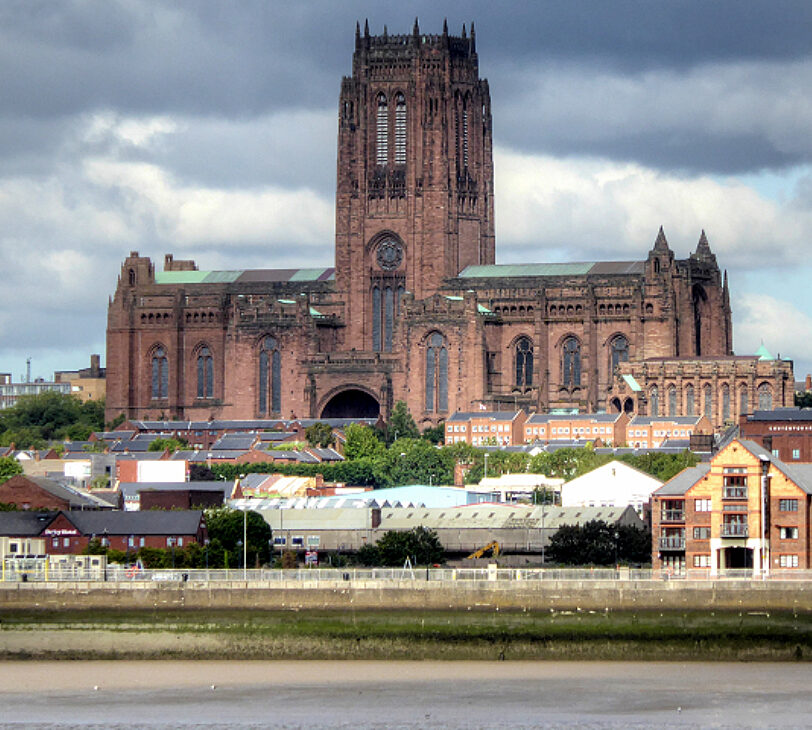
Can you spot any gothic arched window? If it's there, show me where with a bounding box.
[376,93,388,166]
[425,332,448,413]
[703,383,713,418]
[650,386,659,417]
[394,93,406,165]
[668,385,677,416]
[739,386,748,416]
[562,337,581,387]
[151,346,168,400]
[515,337,533,388]
[685,383,695,416]
[128,269,136,286]
[722,384,731,422]
[757,383,772,411]
[196,346,213,399]
[610,335,629,374]
[258,336,281,415]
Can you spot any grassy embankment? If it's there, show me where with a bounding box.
[1,608,812,661]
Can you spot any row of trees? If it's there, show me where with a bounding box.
[0,391,107,448]
[212,431,698,488]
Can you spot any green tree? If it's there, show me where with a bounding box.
[358,526,444,566]
[0,392,105,446]
[796,392,812,408]
[619,451,699,482]
[547,520,651,566]
[0,456,23,483]
[421,422,445,444]
[189,463,216,481]
[205,506,272,567]
[148,437,187,452]
[376,437,454,486]
[305,422,336,448]
[344,423,385,460]
[388,400,419,443]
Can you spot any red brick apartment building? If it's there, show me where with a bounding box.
[445,411,527,446]
[626,415,712,448]
[0,510,207,555]
[740,408,812,463]
[652,439,812,575]
[523,412,628,445]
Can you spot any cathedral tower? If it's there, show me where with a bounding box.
[335,20,495,352]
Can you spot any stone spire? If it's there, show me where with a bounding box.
[653,225,670,252]
[696,229,712,257]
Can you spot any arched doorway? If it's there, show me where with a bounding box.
[320,389,380,419]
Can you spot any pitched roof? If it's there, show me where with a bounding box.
[6,476,112,510]
[748,408,812,422]
[64,509,205,536]
[629,415,703,426]
[457,261,645,279]
[653,464,711,496]
[526,413,621,424]
[447,411,522,421]
[0,511,56,536]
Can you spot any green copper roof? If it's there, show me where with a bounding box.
[457,261,645,278]
[290,268,335,281]
[622,374,642,392]
[755,344,773,361]
[459,262,595,278]
[154,267,335,285]
[154,270,218,284]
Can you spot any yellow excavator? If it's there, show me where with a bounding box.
[466,541,501,559]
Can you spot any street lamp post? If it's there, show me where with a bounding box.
[242,505,248,580]
[614,531,620,569]
[484,452,489,479]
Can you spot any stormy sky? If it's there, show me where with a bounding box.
[1,0,811,385]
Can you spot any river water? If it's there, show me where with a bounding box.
[0,660,810,728]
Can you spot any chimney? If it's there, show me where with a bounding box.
[90,354,101,378]
[806,374,811,391]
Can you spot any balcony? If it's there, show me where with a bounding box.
[721,523,748,538]
[659,537,686,551]
[723,487,748,500]
[661,510,685,522]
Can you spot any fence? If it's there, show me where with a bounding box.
[4,562,812,584]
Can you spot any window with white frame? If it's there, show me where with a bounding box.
[779,554,799,568]
[693,554,711,568]
[695,499,712,512]
[779,526,799,540]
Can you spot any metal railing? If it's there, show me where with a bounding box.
[660,510,685,522]
[723,487,748,500]
[658,537,686,550]
[4,565,812,583]
[721,523,748,537]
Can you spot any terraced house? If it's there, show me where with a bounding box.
[652,439,812,575]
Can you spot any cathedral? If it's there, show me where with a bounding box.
[106,20,766,430]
